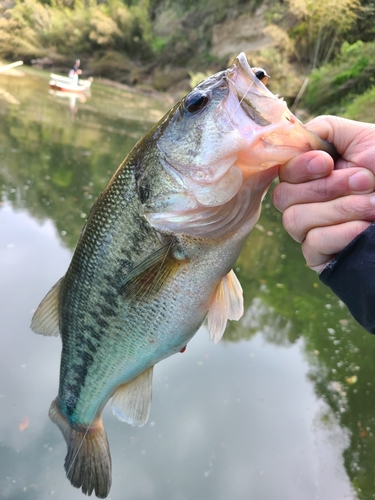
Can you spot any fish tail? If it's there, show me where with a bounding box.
[49,398,112,498]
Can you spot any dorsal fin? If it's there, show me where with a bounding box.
[121,242,185,301]
[30,278,62,336]
[111,367,154,427]
[207,270,244,343]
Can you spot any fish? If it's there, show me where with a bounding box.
[31,52,336,498]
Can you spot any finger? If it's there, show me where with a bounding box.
[278,150,333,184]
[307,115,375,159]
[273,168,375,212]
[282,193,375,242]
[301,221,372,272]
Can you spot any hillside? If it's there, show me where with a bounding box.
[1,0,375,116]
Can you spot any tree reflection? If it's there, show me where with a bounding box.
[223,195,375,499]
[0,71,161,248]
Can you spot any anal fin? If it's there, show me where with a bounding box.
[30,278,62,336]
[111,366,154,427]
[207,270,244,343]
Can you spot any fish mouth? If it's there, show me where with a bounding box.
[226,52,338,160]
[227,52,273,99]
[226,52,278,127]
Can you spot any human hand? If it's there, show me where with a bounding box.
[273,116,375,272]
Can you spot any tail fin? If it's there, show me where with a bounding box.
[49,398,112,498]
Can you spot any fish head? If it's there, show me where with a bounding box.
[136,52,336,238]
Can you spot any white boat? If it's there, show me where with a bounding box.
[49,73,92,93]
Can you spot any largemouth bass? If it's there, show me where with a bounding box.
[31,53,336,498]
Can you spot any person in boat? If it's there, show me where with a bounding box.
[69,59,82,84]
[272,116,375,334]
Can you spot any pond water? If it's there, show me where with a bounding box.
[0,67,374,500]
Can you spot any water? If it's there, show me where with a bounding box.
[0,67,374,500]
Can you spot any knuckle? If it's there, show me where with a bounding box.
[333,195,375,221]
[300,240,313,266]
[301,228,330,269]
[315,178,333,201]
[272,186,284,211]
[333,197,354,218]
[282,207,305,242]
[311,174,343,202]
[344,221,368,240]
[272,182,301,212]
[303,228,320,250]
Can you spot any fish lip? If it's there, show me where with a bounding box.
[227,53,339,159]
[231,52,254,79]
[226,52,275,100]
[225,53,276,127]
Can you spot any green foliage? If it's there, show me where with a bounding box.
[341,39,365,57]
[263,0,288,24]
[151,0,262,13]
[343,85,375,122]
[0,0,154,60]
[88,51,136,81]
[249,44,304,102]
[188,71,212,89]
[0,0,266,77]
[150,35,168,53]
[0,0,51,59]
[286,0,362,68]
[300,40,375,115]
[46,0,92,55]
[332,56,369,86]
[346,0,375,43]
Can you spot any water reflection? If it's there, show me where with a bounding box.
[48,89,89,121]
[0,68,373,499]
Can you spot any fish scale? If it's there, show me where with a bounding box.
[58,160,175,422]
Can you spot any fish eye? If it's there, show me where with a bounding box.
[252,67,270,84]
[185,92,210,114]
[254,70,266,80]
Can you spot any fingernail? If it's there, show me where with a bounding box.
[349,171,373,192]
[307,155,329,175]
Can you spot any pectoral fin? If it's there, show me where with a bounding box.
[111,367,154,427]
[30,278,62,336]
[207,270,244,343]
[121,242,184,301]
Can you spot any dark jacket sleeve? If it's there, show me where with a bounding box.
[319,222,375,334]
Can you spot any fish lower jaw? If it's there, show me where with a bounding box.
[237,162,280,185]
